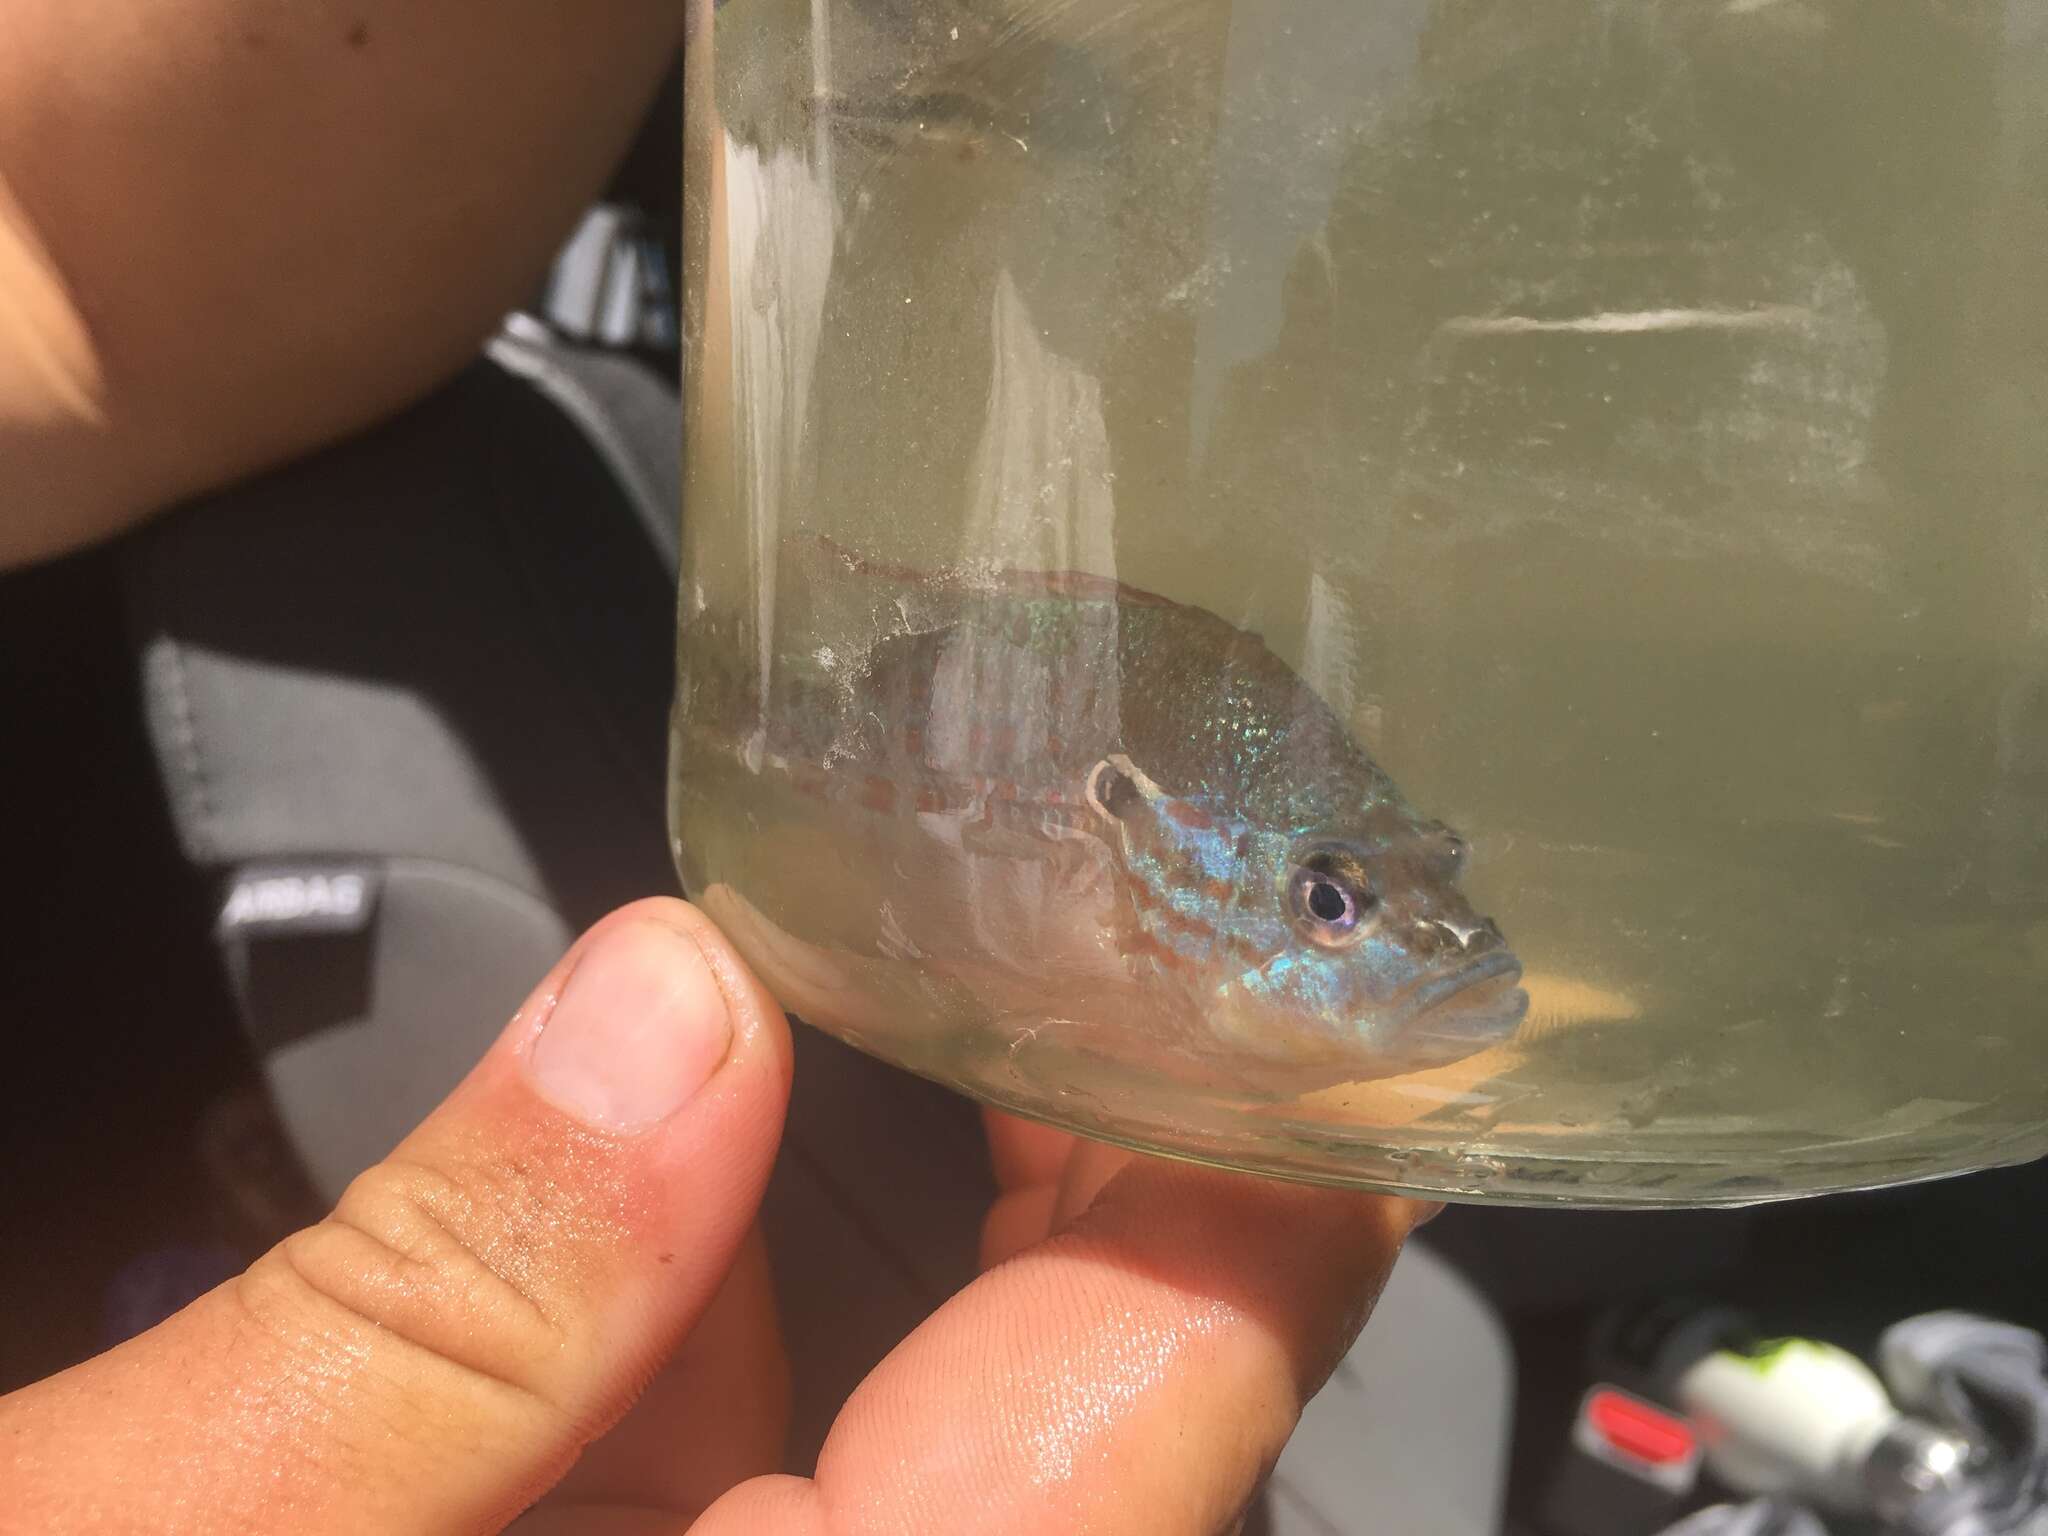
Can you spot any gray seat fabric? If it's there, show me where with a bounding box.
[1262,1242,1515,1536]
[119,327,1512,1529]
[257,861,573,1189]
[126,330,681,1183]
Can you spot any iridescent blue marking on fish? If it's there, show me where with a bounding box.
[1085,754,1525,1075]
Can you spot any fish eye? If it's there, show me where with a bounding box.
[1288,851,1377,948]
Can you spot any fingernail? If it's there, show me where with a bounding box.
[1411,1200,1447,1230]
[528,918,732,1132]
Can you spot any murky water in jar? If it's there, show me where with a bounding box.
[677,0,2048,1204]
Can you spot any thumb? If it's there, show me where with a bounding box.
[0,898,792,1536]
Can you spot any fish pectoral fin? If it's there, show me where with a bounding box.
[1297,1043,1527,1127]
[1516,970,1642,1041]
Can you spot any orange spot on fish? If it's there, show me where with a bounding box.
[858,776,896,814]
[1166,801,1214,831]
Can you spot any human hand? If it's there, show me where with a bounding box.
[0,899,1428,1535]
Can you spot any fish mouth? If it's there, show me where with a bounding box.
[1397,949,1529,1046]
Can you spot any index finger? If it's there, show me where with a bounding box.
[980,1106,1075,1193]
[699,1159,1427,1536]
[979,1109,1134,1269]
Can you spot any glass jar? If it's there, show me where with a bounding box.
[677,0,2048,1205]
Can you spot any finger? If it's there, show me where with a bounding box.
[980,1184,1058,1270]
[1048,1135,1135,1229]
[981,1108,1087,1268]
[508,1511,681,1536]
[699,1160,1429,1536]
[539,1226,787,1516]
[981,1107,1076,1192]
[0,899,793,1536]
[982,1135,1130,1270]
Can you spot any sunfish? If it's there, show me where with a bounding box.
[675,539,1527,1094]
